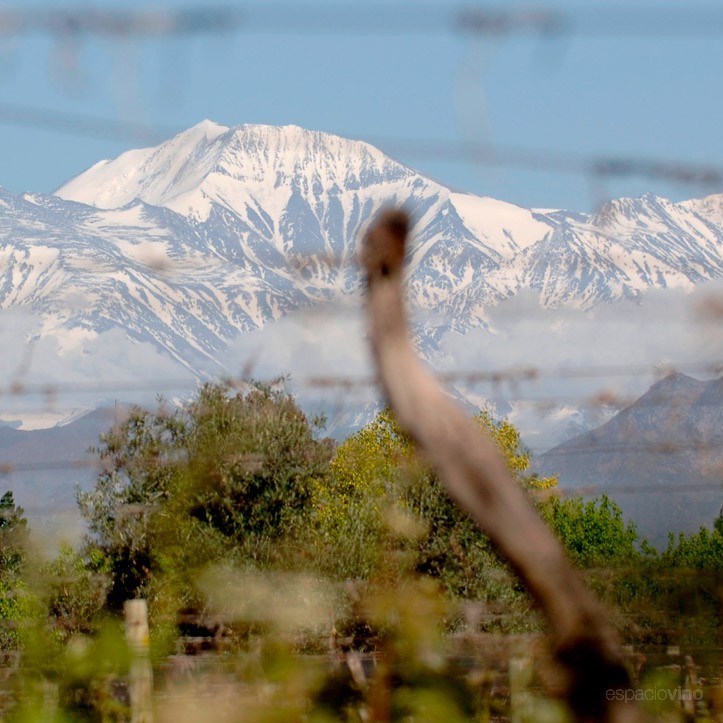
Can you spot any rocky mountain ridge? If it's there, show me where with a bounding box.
[537,373,723,544]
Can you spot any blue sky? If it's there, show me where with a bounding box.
[1,0,722,211]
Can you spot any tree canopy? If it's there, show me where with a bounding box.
[77,382,332,608]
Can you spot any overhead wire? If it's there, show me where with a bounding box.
[371,137,723,188]
[0,102,721,190]
[0,103,175,144]
[556,486,723,498]
[533,440,723,457]
[0,7,242,38]
[2,6,723,39]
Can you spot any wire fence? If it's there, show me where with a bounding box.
[0,359,721,396]
[0,15,720,723]
[0,360,720,500]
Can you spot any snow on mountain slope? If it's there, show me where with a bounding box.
[60,122,723,311]
[469,193,723,311]
[0,407,92,431]
[57,122,413,222]
[57,120,230,214]
[0,119,714,380]
[450,193,550,258]
[0,189,314,370]
[56,122,522,332]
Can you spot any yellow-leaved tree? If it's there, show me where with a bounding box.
[313,408,557,600]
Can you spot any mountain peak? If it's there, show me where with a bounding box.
[590,193,666,227]
[55,121,412,221]
[55,120,231,214]
[191,118,229,140]
[537,374,723,544]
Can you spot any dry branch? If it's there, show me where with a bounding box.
[361,209,644,722]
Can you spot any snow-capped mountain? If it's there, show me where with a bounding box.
[0,120,720,376]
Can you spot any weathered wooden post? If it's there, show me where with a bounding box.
[360,209,645,722]
[125,599,154,723]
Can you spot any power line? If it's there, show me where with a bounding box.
[0,377,197,398]
[0,6,543,39]
[535,440,723,457]
[0,442,720,478]
[373,137,723,188]
[303,361,723,390]
[551,6,723,39]
[0,459,97,475]
[562,482,722,496]
[0,103,176,144]
[0,7,240,38]
[3,6,723,39]
[2,102,721,189]
[220,5,559,36]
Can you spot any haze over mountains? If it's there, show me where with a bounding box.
[6,372,720,549]
[537,373,723,545]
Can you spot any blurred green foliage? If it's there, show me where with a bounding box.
[662,517,723,570]
[0,491,27,575]
[0,387,720,720]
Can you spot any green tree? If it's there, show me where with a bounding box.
[661,522,723,570]
[78,382,332,609]
[0,490,28,650]
[0,490,27,575]
[182,383,330,542]
[539,495,642,568]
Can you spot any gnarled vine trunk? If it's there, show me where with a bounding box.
[361,209,645,723]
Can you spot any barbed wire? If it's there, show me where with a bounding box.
[1,456,719,498]
[0,360,720,399]
[535,440,723,457]
[374,137,723,188]
[0,7,239,38]
[0,6,718,522]
[0,2,720,223]
[0,441,719,470]
[0,103,175,144]
[301,360,723,389]
[0,459,97,475]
